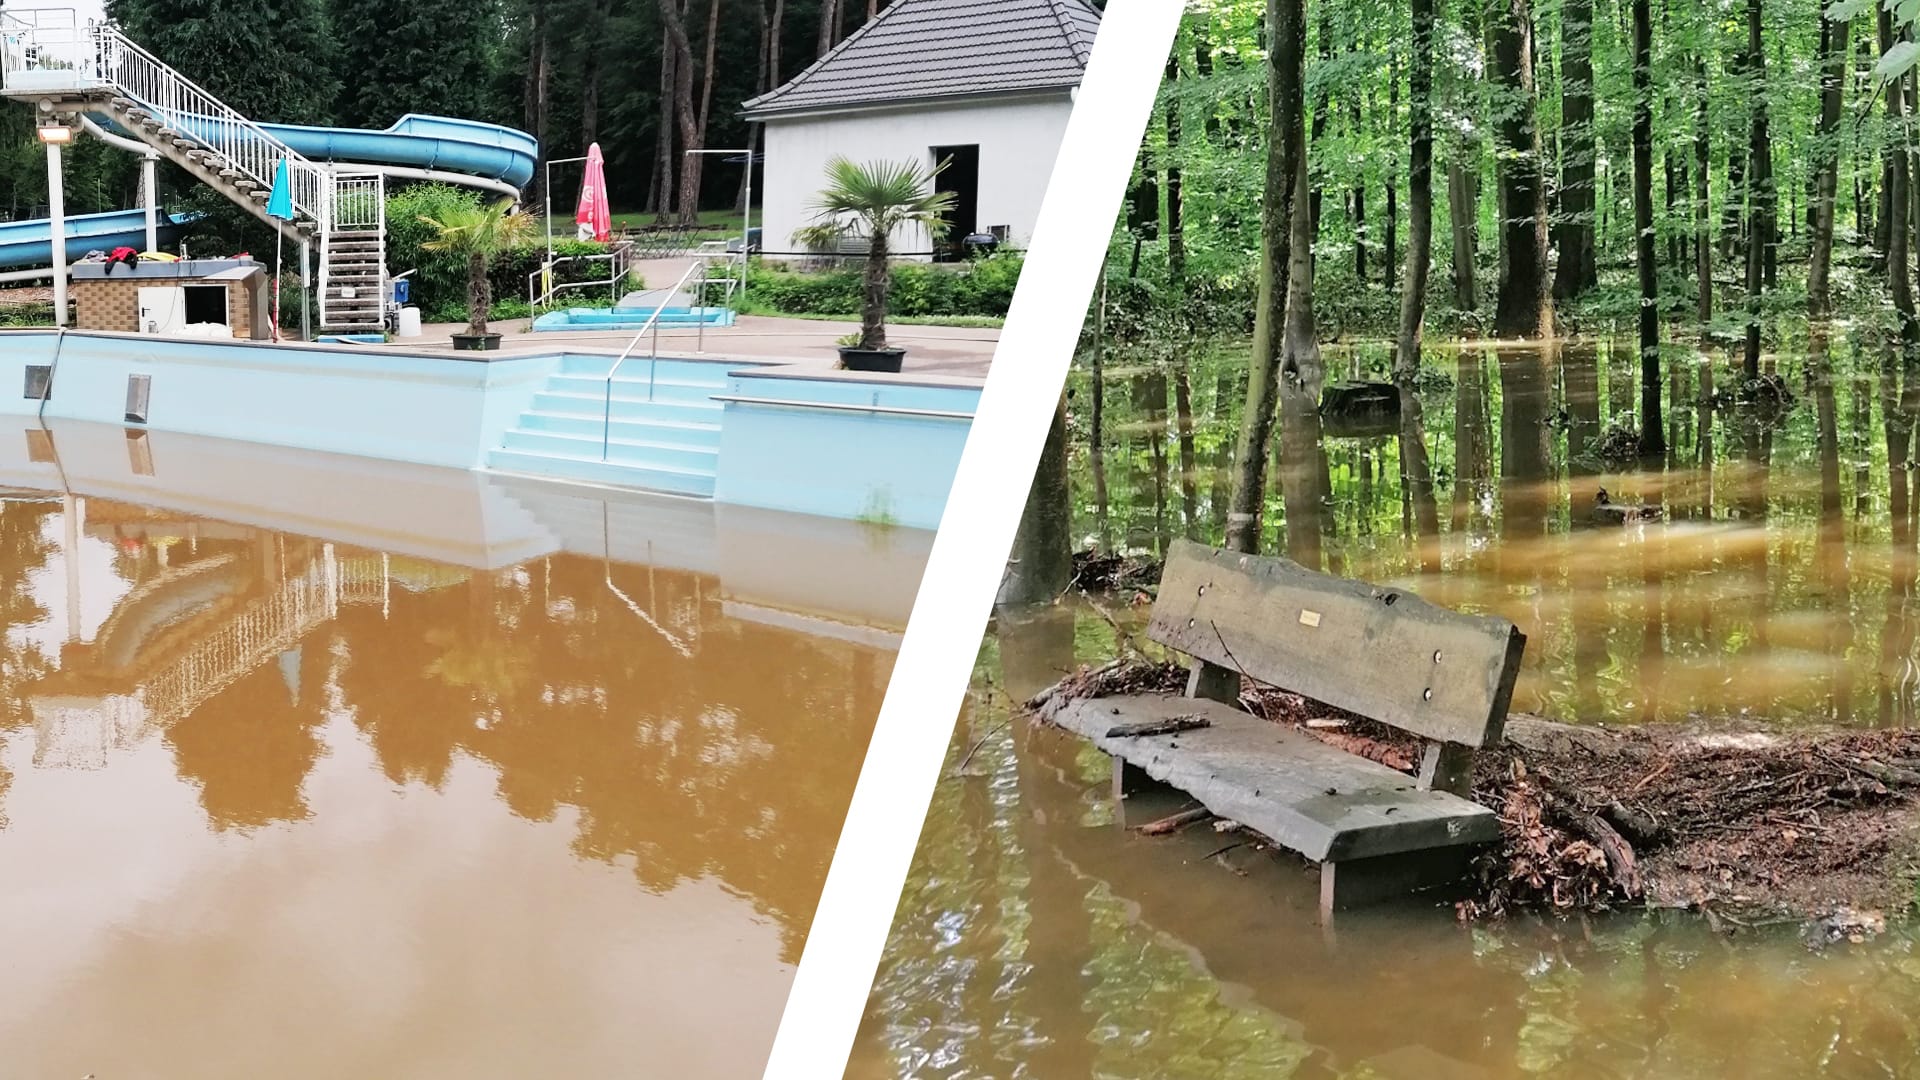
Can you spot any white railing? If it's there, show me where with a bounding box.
[329,171,385,232]
[95,26,326,223]
[602,256,715,459]
[528,241,635,307]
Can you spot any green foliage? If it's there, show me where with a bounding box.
[388,184,611,322]
[327,0,503,129]
[744,253,1025,320]
[106,0,340,124]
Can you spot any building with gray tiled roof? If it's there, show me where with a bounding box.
[746,0,1101,262]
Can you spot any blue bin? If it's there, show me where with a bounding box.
[392,279,411,305]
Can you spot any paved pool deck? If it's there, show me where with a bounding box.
[390,314,999,381]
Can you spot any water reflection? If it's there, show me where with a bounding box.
[1072,337,1920,727]
[0,467,910,1076]
[855,605,1920,1079]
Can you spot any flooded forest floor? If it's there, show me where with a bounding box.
[1033,652,1920,944]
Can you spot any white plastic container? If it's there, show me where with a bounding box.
[396,307,423,338]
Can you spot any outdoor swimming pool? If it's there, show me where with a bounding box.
[0,330,979,529]
[0,418,931,1076]
[532,306,735,331]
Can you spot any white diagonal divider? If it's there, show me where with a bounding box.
[758,4,1185,1076]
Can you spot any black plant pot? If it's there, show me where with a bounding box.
[839,346,906,373]
[452,333,502,352]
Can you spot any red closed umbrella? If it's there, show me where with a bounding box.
[575,143,612,243]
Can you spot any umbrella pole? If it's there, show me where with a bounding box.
[273,230,283,343]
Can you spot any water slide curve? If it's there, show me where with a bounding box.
[0,113,538,271]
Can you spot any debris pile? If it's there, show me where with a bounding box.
[1069,550,1163,593]
[1028,658,1920,928]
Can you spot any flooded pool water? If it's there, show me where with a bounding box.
[851,337,1920,1078]
[0,424,922,1077]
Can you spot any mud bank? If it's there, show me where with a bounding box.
[1030,659,1920,940]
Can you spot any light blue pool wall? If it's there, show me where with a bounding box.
[0,331,980,528]
[0,331,561,469]
[714,371,976,529]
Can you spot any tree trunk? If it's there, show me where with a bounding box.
[659,0,702,224]
[1553,0,1596,300]
[817,0,841,57]
[1490,0,1551,338]
[1810,14,1850,318]
[1385,46,1399,290]
[525,0,551,207]
[1282,150,1321,390]
[1174,361,1199,536]
[1633,0,1662,457]
[1898,13,1920,344]
[651,29,678,222]
[1165,50,1186,292]
[1396,0,1434,382]
[862,230,890,349]
[580,0,613,149]
[468,250,489,338]
[1227,0,1305,556]
[687,0,722,218]
[1743,0,1771,377]
[1694,51,1712,322]
[1448,156,1477,309]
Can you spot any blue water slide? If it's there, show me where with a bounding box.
[0,114,536,271]
[90,111,540,190]
[0,208,193,271]
[258,115,539,190]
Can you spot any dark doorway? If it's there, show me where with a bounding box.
[183,284,228,326]
[930,144,980,261]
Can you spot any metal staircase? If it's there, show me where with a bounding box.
[0,10,387,334]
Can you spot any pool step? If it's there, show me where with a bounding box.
[491,477,722,571]
[487,362,731,497]
[516,410,720,445]
[487,448,717,498]
[546,372,724,407]
[556,354,739,380]
[501,429,718,473]
[531,391,720,425]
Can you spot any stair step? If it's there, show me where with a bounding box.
[516,410,721,445]
[530,391,721,424]
[546,372,723,405]
[502,429,718,472]
[486,449,716,498]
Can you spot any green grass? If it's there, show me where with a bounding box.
[733,295,1003,329]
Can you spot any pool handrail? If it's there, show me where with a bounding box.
[601,256,712,460]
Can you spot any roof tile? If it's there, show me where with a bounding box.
[742,0,1101,119]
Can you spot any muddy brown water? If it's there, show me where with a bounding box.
[0,478,914,1077]
[852,338,1920,1077]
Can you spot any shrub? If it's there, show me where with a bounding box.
[387,183,614,322]
[746,252,1025,319]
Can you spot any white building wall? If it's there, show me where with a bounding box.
[758,93,1075,261]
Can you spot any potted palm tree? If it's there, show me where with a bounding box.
[795,156,956,373]
[420,199,535,351]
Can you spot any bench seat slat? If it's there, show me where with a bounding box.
[1052,692,1501,862]
[1147,539,1525,748]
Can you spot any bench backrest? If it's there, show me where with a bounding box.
[1148,540,1526,749]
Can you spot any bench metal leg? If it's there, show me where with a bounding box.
[1110,757,1197,828]
[1319,846,1478,918]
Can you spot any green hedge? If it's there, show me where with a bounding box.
[745,253,1023,319]
[387,184,617,323]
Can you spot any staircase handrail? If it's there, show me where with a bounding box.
[601,255,712,460]
[89,24,326,224]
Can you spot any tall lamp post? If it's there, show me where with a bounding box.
[38,118,74,328]
[683,147,759,308]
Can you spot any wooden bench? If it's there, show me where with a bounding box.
[1048,539,1527,915]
